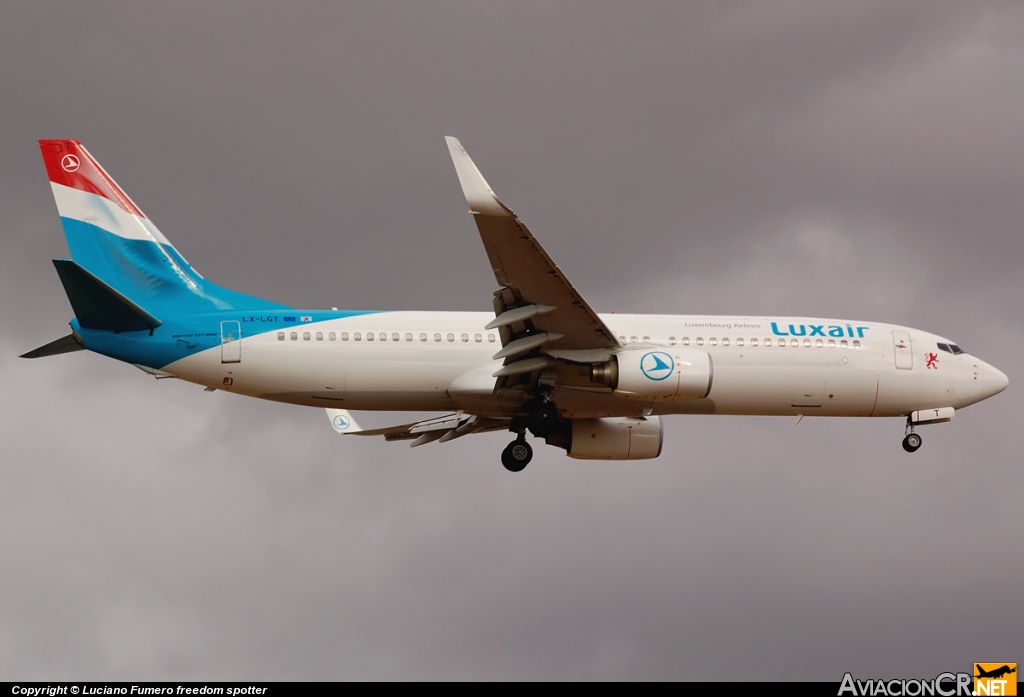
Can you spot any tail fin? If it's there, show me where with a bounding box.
[39,140,283,315]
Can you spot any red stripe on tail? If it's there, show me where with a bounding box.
[39,140,145,218]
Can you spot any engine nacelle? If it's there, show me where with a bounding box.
[565,416,663,460]
[591,348,712,402]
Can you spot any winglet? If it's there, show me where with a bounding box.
[326,409,362,434]
[444,137,512,217]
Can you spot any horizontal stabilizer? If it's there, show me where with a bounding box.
[20,333,84,359]
[52,259,161,332]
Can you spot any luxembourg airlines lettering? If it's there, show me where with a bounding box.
[771,322,868,338]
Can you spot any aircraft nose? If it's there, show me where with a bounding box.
[980,363,1009,399]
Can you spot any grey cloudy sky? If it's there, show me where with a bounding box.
[1,1,1021,680]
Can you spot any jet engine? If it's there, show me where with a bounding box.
[547,416,663,460]
[590,348,712,401]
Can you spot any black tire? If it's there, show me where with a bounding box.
[501,440,533,472]
[902,434,922,453]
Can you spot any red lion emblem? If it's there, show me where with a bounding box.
[926,352,939,369]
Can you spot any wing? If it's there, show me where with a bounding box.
[445,138,620,388]
[326,409,509,447]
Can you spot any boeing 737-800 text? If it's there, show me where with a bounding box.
[22,138,1008,471]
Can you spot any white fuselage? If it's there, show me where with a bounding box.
[163,312,1005,420]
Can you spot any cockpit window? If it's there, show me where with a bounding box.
[937,343,952,353]
[938,342,965,355]
[950,344,965,355]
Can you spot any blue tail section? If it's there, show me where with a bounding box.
[41,139,290,317]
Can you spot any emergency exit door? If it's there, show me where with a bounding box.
[220,320,241,363]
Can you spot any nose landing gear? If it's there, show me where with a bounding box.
[902,433,922,452]
[902,418,922,453]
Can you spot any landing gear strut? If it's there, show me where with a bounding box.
[501,438,533,472]
[902,418,922,453]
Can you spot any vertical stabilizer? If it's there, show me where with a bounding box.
[39,140,284,314]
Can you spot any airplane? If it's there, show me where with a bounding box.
[22,138,1009,472]
[975,665,1016,680]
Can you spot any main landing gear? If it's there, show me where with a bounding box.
[902,418,922,453]
[501,438,533,472]
[500,397,560,472]
[525,399,559,437]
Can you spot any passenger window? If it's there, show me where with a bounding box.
[828,339,835,348]
[642,336,650,343]
[419,333,427,342]
[682,337,690,346]
[736,338,743,347]
[618,336,626,342]
[803,339,811,348]
[488,334,495,343]
[369,333,376,342]
[630,336,638,343]
[303,332,311,341]
[750,338,758,347]
[696,337,704,346]
[316,332,323,341]
[840,340,848,348]
[763,338,771,346]
[815,339,823,348]
[405,333,413,342]
[354,332,361,341]
[434,333,441,342]
[379,333,386,341]
[393,333,400,342]
[277,332,285,341]
[461,333,469,342]
[329,332,336,341]
[290,332,298,341]
[447,333,455,342]
[709,337,718,346]
[852,340,861,349]
[722,338,730,347]
[475,333,482,342]
[790,339,798,347]
[669,337,677,346]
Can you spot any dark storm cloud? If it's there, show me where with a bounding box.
[1,2,1021,680]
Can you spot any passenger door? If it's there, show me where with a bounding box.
[892,330,913,370]
[220,320,241,364]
